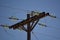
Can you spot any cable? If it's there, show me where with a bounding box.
[1,5,60,21]
[0,14,60,30]
[47,25,60,30]
[48,14,60,21]
[33,31,60,40]
[38,32,59,39]
[32,31,40,40]
[0,16,8,19]
[35,29,59,39]
[0,24,16,37]
[0,16,25,21]
[38,23,60,31]
[1,26,14,37]
[0,5,30,12]
[0,16,60,30]
[55,16,60,21]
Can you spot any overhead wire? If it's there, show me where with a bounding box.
[0,15,60,30]
[0,5,60,20]
[0,24,17,38]
[37,13,60,39]
[0,25,14,37]
[54,16,60,21]
[47,25,60,30]
[0,5,59,40]
[0,5,30,12]
[48,13,60,21]
[42,32,59,39]
[32,31,40,40]
[0,23,59,40]
[0,5,30,21]
[37,13,60,30]
[33,30,60,40]
[0,11,59,28]
[38,23,60,31]
[0,5,60,21]
[0,5,31,17]
[47,15,60,30]
[0,15,25,21]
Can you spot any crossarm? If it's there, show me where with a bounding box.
[9,12,49,29]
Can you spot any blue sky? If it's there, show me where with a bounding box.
[0,0,60,40]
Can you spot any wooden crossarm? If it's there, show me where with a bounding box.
[9,12,49,29]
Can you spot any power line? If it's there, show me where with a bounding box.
[9,12,50,40]
[0,10,59,40]
[38,23,60,30]
[1,25,59,40]
[0,16,25,21]
[0,16,60,30]
[0,5,60,21]
[0,15,60,30]
[0,5,30,12]
[32,31,40,40]
[34,31,60,40]
[0,27,14,37]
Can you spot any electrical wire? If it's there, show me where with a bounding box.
[0,5,60,21]
[55,16,60,21]
[47,16,60,30]
[0,5,60,31]
[0,24,16,37]
[47,25,60,30]
[37,14,60,30]
[49,14,60,21]
[32,27,60,40]
[32,31,40,40]
[1,5,60,21]
[0,16,25,21]
[1,26,14,37]
[0,16,8,18]
[0,15,60,30]
[38,23,60,30]
[35,31,60,40]
[0,5,60,40]
[0,5,30,12]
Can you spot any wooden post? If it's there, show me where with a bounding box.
[27,14,31,40]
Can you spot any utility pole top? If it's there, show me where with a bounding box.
[9,11,50,40]
[9,12,49,30]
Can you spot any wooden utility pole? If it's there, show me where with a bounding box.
[9,12,50,40]
[27,14,31,40]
